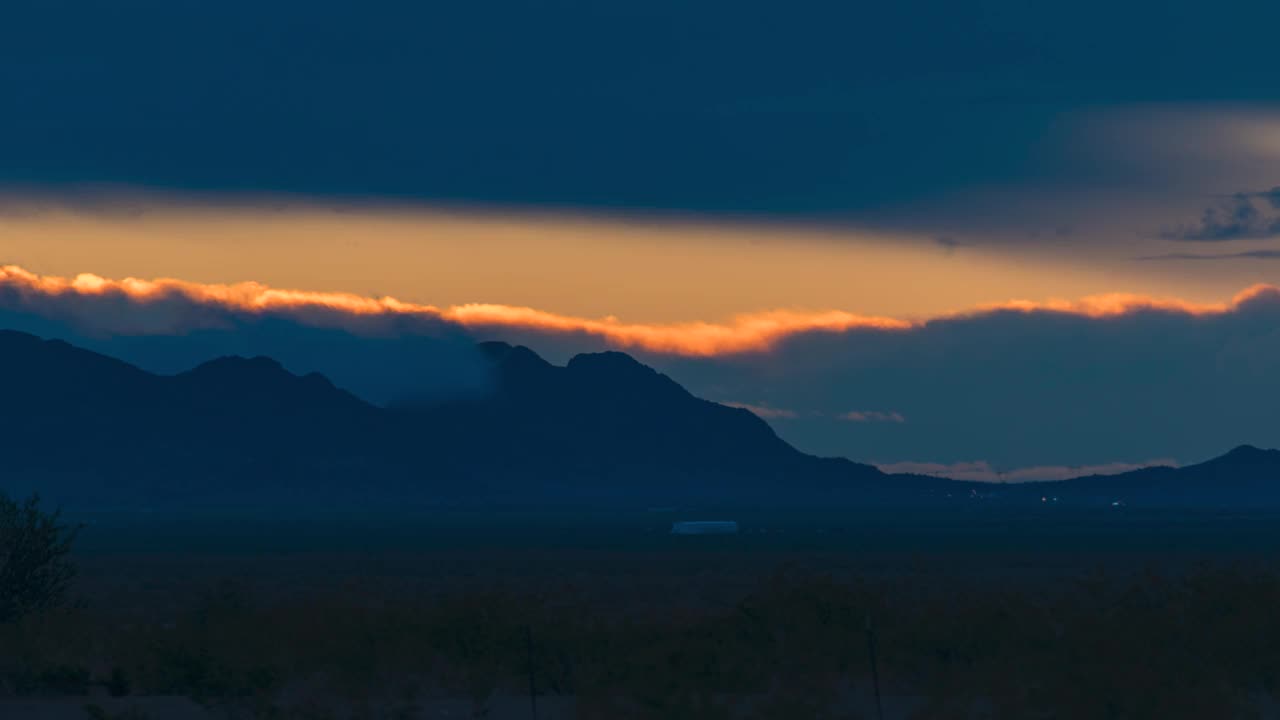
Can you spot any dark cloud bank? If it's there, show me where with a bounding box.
[1161,187,1280,242]
[653,293,1280,470]
[5,0,1280,221]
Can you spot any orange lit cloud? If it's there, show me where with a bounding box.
[2,265,1278,357]
[957,285,1280,320]
[721,402,800,420]
[839,410,906,423]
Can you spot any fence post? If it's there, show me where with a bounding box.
[866,613,884,720]
[526,624,538,720]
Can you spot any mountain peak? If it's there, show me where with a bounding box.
[566,351,688,398]
[476,340,515,359]
[568,350,644,370]
[568,350,660,379]
[180,355,293,384]
[0,328,40,344]
[476,343,557,396]
[191,355,286,373]
[0,329,155,395]
[0,329,105,358]
[166,354,368,418]
[477,342,551,369]
[1215,444,1278,464]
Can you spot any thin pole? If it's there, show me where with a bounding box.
[526,624,539,720]
[866,613,884,720]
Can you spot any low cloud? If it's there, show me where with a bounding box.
[838,410,905,423]
[934,236,966,251]
[876,459,1179,483]
[722,402,799,420]
[723,405,907,423]
[1136,249,1280,261]
[721,404,907,423]
[3,264,1272,360]
[1161,187,1280,241]
[0,265,914,357]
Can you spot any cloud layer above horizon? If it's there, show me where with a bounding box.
[3,265,1279,474]
[4,264,1275,357]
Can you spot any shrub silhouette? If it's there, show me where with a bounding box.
[0,492,80,623]
[83,704,150,720]
[106,666,131,697]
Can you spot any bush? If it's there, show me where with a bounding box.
[83,704,150,720]
[6,662,92,696]
[106,666,131,697]
[0,492,80,623]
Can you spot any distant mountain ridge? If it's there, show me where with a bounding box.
[1031,444,1280,505]
[1,329,1277,509]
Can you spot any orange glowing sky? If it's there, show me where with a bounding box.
[3,263,1275,357]
[3,196,1279,330]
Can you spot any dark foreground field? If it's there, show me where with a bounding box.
[8,507,1280,719]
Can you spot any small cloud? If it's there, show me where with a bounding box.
[838,410,905,423]
[1136,249,1280,261]
[1161,187,1280,241]
[722,401,798,419]
[726,405,907,422]
[1260,187,1280,209]
[876,459,1178,483]
[934,235,965,251]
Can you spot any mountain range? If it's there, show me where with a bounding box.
[1,329,1277,510]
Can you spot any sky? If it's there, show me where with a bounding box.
[3,0,1280,479]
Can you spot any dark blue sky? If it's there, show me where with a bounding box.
[4,0,1279,218]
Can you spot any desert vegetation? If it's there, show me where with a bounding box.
[0,492,80,624]
[5,500,1279,718]
[2,560,1280,718]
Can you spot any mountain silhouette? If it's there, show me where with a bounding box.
[0,331,896,508]
[1,329,1277,509]
[393,341,907,503]
[1030,444,1280,506]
